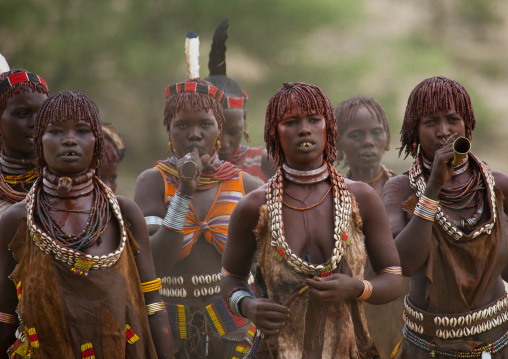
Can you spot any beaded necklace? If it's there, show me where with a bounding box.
[26,178,126,276]
[155,157,241,191]
[0,151,38,203]
[409,153,496,241]
[267,162,351,277]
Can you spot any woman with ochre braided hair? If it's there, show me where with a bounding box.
[134,32,259,358]
[204,18,274,185]
[0,92,173,358]
[335,96,408,358]
[384,76,508,358]
[221,82,402,358]
[100,124,126,193]
[0,55,49,218]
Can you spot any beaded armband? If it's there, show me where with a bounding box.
[228,290,254,317]
[141,278,162,293]
[355,280,373,302]
[146,301,166,316]
[375,266,402,276]
[0,312,17,325]
[414,195,439,222]
[162,191,191,233]
[220,267,250,282]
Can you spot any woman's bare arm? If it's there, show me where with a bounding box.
[118,196,174,358]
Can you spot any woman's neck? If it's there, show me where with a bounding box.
[0,149,37,175]
[347,163,382,182]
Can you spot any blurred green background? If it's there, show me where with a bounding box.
[2,0,508,197]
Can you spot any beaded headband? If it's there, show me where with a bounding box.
[0,71,48,95]
[165,81,225,104]
[223,91,248,109]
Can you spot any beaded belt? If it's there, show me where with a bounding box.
[403,326,508,358]
[404,294,508,339]
[166,298,254,340]
[160,272,254,299]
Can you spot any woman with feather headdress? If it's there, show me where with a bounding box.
[205,18,275,186]
[134,31,259,358]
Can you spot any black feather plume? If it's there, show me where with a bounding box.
[208,18,229,76]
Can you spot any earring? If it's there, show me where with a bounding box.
[216,139,221,149]
[167,140,174,154]
[467,136,472,141]
[243,130,251,143]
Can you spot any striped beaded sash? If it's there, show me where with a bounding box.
[166,298,255,340]
[204,297,250,336]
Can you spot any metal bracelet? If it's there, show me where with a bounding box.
[145,216,163,226]
[162,192,191,231]
[228,290,254,317]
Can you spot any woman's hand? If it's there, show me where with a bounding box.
[305,274,364,305]
[241,297,290,336]
[176,147,210,195]
[425,136,457,198]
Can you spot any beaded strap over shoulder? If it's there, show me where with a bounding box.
[26,179,127,273]
[408,153,496,241]
[266,162,351,277]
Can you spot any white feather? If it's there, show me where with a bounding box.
[0,53,10,73]
[185,36,200,79]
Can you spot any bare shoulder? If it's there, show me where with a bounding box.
[344,179,378,206]
[235,184,267,218]
[241,171,260,194]
[134,167,166,213]
[117,195,144,220]
[135,168,164,189]
[0,201,28,246]
[382,174,412,201]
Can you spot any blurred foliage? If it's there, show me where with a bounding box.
[1,0,507,195]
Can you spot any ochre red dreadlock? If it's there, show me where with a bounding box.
[34,92,104,171]
[334,96,390,162]
[400,76,476,159]
[163,78,225,136]
[265,82,338,167]
[102,131,120,166]
[0,69,49,117]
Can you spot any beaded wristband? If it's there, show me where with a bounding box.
[175,190,193,200]
[0,312,17,325]
[375,266,402,276]
[355,280,373,301]
[146,301,166,316]
[228,290,254,317]
[220,267,250,282]
[141,278,162,293]
[162,192,191,232]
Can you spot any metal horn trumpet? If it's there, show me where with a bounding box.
[451,136,471,167]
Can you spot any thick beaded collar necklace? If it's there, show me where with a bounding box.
[409,153,496,241]
[267,162,351,277]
